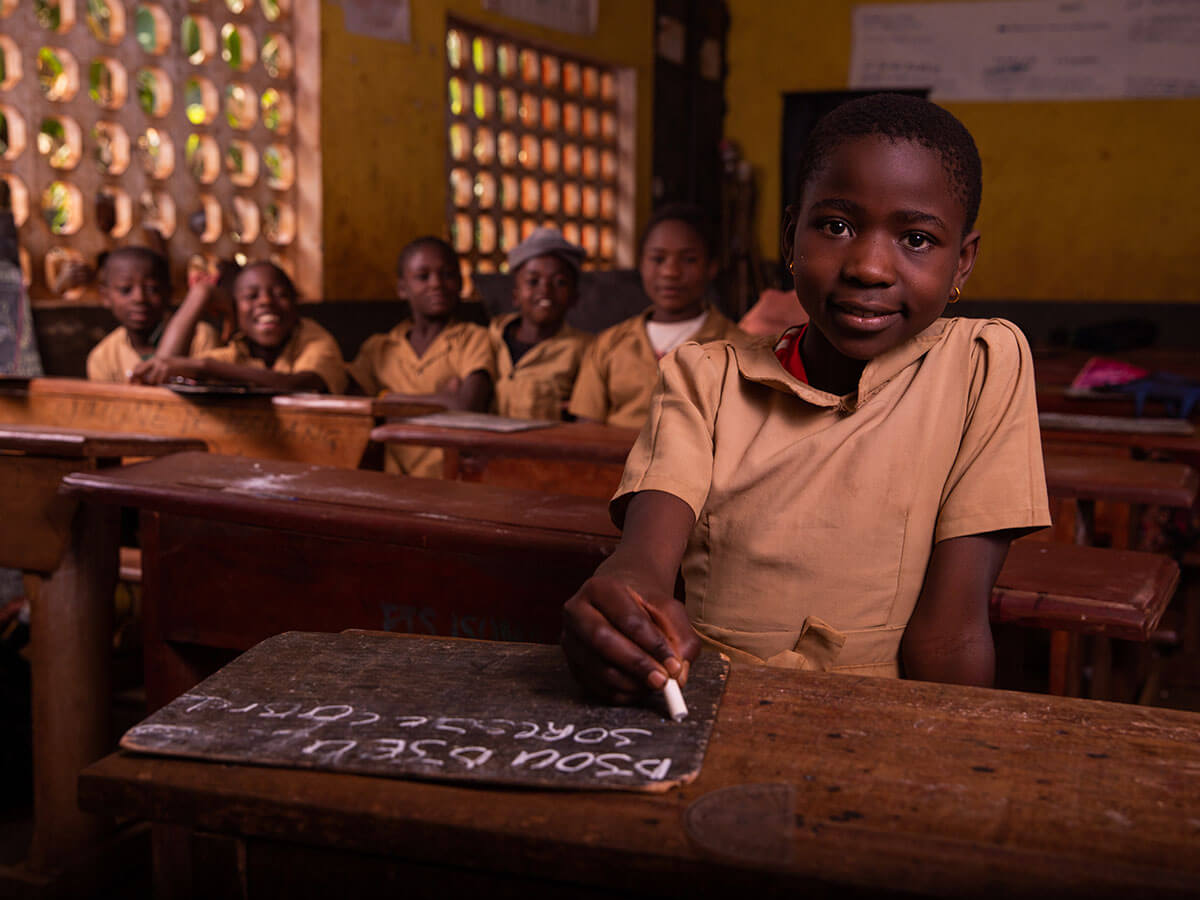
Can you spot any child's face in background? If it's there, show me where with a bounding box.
[791,135,979,361]
[513,255,575,328]
[234,264,298,349]
[101,256,167,335]
[399,246,461,322]
[639,220,717,321]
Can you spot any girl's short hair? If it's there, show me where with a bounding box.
[639,203,717,261]
[233,260,298,300]
[100,246,171,289]
[794,93,983,233]
[396,236,460,278]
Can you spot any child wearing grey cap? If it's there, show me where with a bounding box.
[488,227,593,420]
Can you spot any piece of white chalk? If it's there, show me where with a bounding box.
[663,677,688,722]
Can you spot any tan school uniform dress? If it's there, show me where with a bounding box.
[614,317,1052,678]
[87,320,219,383]
[567,306,746,430]
[346,319,496,477]
[202,317,347,394]
[488,312,592,420]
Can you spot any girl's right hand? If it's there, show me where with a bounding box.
[561,573,701,704]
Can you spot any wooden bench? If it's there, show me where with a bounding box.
[0,424,205,880]
[59,453,1180,712]
[77,631,1200,899]
[0,377,437,468]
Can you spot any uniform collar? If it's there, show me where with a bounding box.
[732,318,952,411]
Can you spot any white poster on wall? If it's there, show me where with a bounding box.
[484,0,598,35]
[850,0,1200,100]
[336,0,411,43]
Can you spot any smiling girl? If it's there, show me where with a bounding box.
[567,204,746,429]
[562,94,1051,698]
[132,261,345,393]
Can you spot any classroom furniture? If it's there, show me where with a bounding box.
[371,417,635,497]
[0,377,438,468]
[0,424,205,881]
[59,453,1179,714]
[78,631,1200,899]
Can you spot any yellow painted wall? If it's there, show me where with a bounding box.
[725,0,1200,302]
[320,0,655,299]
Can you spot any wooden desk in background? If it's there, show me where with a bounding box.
[78,631,1200,899]
[371,419,637,498]
[0,424,204,878]
[59,453,1178,714]
[0,377,438,468]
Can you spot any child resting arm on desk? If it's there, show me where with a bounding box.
[346,236,495,476]
[562,94,1052,698]
[132,261,346,393]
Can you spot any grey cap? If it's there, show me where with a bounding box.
[507,227,586,275]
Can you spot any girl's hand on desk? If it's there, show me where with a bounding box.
[130,356,200,385]
[562,574,700,704]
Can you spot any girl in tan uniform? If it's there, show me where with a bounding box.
[563,95,1051,696]
[567,204,745,429]
[489,228,592,421]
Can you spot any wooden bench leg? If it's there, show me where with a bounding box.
[1048,631,1083,697]
[28,502,119,873]
[1089,637,1113,700]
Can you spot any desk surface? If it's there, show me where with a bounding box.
[371,419,639,463]
[0,423,206,458]
[61,450,619,552]
[81,635,1200,898]
[1042,452,1199,507]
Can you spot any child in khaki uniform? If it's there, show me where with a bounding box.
[567,204,746,430]
[489,228,592,421]
[563,95,1051,699]
[133,261,346,393]
[347,237,495,477]
[87,247,219,383]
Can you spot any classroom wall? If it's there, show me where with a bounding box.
[319,0,655,300]
[724,0,1200,303]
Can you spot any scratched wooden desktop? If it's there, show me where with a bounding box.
[78,632,1200,899]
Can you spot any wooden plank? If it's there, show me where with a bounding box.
[0,454,85,572]
[121,632,728,792]
[991,540,1180,640]
[371,419,639,464]
[80,640,1200,898]
[0,424,206,459]
[1039,412,1195,436]
[1043,453,1199,507]
[0,377,435,467]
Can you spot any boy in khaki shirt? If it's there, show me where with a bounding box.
[346,237,495,477]
[489,228,592,421]
[133,262,346,393]
[87,247,218,383]
[563,95,1051,698]
[568,204,746,430]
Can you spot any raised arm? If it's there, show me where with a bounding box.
[155,278,216,359]
[561,489,701,703]
[900,531,1016,687]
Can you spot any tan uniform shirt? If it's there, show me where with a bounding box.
[567,306,746,429]
[614,317,1051,678]
[87,321,219,383]
[202,317,347,394]
[488,312,592,421]
[347,320,496,477]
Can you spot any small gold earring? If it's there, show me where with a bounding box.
[948,285,961,304]
[788,261,796,275]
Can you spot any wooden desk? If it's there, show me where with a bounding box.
[60,451,620,711]
[371,418,637,498]
[0,377,438,467]
[0,424,205,876]
[79,633,1200,899]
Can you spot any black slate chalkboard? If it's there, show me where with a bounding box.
[121,631,730,792]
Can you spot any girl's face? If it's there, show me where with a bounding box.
[513,255,575,328]
[791,135,979,362]
[101,256,167,334]
[639,219,716,320]
[234,264,298,349]
[399,246,461,321]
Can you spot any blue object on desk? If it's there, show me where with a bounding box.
[1102,373,1200,418]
